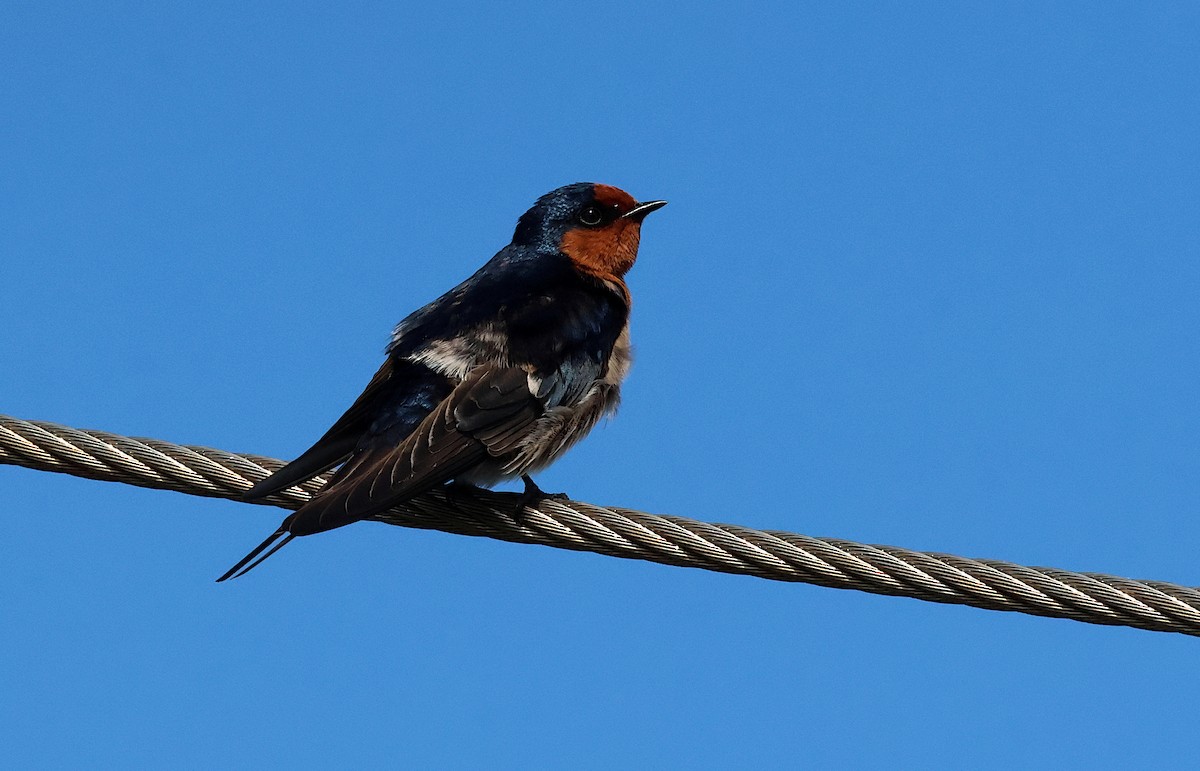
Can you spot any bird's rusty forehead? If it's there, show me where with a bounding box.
[592,184,637,212]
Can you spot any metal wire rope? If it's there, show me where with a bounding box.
[3,413,1198,637]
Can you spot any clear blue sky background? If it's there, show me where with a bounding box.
[3,2,1199,768]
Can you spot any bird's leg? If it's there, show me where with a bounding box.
[514,474,569,516]
[441,480,486,514]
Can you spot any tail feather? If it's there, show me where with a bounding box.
[216,527,296,582]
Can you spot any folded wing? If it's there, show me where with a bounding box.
[242,359,399,500]
[287,365,542,535]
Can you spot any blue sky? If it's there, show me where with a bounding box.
[3,2,1199,768]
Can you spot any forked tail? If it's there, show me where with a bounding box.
[216,525,296,582]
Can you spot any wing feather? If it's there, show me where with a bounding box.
[244,358,452,500]
[287,366,541,535]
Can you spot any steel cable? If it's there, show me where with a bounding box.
[3,413,1198,637]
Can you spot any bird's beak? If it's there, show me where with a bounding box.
[622,200,668,222]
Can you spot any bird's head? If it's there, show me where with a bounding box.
[513,183,667,279]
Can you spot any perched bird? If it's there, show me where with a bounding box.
[218,182,666,581]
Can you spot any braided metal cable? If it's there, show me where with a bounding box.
[3,413,1199,637]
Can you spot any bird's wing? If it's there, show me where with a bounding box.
[243,357,456,500]
[527,355,606,408]
[286,364,542,535]
[242,358,398,499]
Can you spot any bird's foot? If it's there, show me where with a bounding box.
[514,475,569,517]
[441,480,486,514]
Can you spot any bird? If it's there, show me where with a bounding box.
[217,182,666,581]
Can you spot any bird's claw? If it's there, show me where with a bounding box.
[514,475,569,517]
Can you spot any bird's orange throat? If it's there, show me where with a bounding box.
[560,220,642,282]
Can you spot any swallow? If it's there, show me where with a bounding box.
[217,183,666,581]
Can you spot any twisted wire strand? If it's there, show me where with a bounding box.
[3,413,1199,637]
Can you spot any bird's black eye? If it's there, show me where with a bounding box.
[578,205,604,227]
